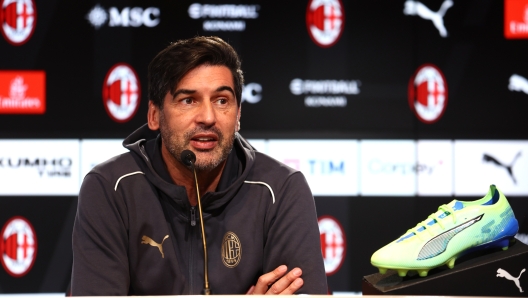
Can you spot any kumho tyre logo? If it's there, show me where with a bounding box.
[0,0,36,46]
[306,0,344,48]
[102,63,141,123]
[1,216,37,277]
[408,64,448,124]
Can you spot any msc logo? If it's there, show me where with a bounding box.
[1,216,37,277]
[102,63,141,123]
[241,83,262,104]
[221,231,241,268]
[318,216,345,275]
[86,4,160,29]
[0,0,36,45]
[408,64,448,124]
[306,0,344,48]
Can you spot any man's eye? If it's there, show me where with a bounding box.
[217,98,228,104]
[181,98,193,104]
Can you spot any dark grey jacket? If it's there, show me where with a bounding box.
[71,124,327,295]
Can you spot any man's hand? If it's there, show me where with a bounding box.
[246,265,303,295]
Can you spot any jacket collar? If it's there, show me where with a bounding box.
[123,123,256,212]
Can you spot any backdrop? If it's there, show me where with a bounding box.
[1,0,528,294]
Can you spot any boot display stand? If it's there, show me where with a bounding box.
[363,241,528,296]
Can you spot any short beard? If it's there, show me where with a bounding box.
[159,112,235,172]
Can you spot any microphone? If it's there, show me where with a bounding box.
[180,150,211,295]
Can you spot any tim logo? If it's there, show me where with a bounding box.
[0,0,36,45]
[403,0,453,38]
[0,71,45,114]
[221,231,241,268]
[504,0,528,39]
[408,64,448,124]
[483,152,521,184]
[318,216,345,275]
[306,0,344,48]
[0,216,37,277]
[102,63,140,123]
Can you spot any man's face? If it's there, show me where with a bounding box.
[152,64,240,171]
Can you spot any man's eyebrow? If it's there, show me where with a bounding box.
[171,86,234,99]
[172,89,195,99]
[216,86,235,96]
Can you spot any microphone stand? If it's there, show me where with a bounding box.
[182,150,211,295]
[190,161,211,295]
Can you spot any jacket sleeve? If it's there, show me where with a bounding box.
[263,171,328,294]
[71,172,130,296]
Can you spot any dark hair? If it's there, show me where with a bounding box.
[148,36,244,108]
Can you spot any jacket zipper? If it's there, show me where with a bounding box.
[190,207,196,227]
[189,206,196,294]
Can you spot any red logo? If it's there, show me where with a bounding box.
[306,0,344,48]
[505,0,528,39]
[0,71,45,114]
[282,159,301,170]
[318,215,346,275]
[408,64,448,124]
[0,0,36,46]
[102,63,141,123]
[0,216,37,277]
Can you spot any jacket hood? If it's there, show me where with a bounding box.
[122,123,256,212]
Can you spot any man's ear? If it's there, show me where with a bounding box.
[147,100,160,130]
[236,106,241,132]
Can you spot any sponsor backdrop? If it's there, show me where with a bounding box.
[1,0,528,295]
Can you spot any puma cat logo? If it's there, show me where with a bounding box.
[509,74,528,95]
[141,235,169,258]
[497,268,525,293]
[403,0,453,37]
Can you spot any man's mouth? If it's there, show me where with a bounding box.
[190,134,219,150]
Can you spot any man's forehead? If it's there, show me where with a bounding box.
[175,65,234,89]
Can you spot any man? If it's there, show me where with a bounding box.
[71,36,327,295]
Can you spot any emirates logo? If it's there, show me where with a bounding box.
[0,71,46,114]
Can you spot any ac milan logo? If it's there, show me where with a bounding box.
[0,0,36,46]
[306,0,344,48]
[102,63,141,123]
[1,216,37,277]
[221,231,242,268]
[408,64,448,124]
[318,216,346,275]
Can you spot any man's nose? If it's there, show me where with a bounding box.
[196,100,216,126]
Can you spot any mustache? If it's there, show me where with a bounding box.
[184,126,224,142]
